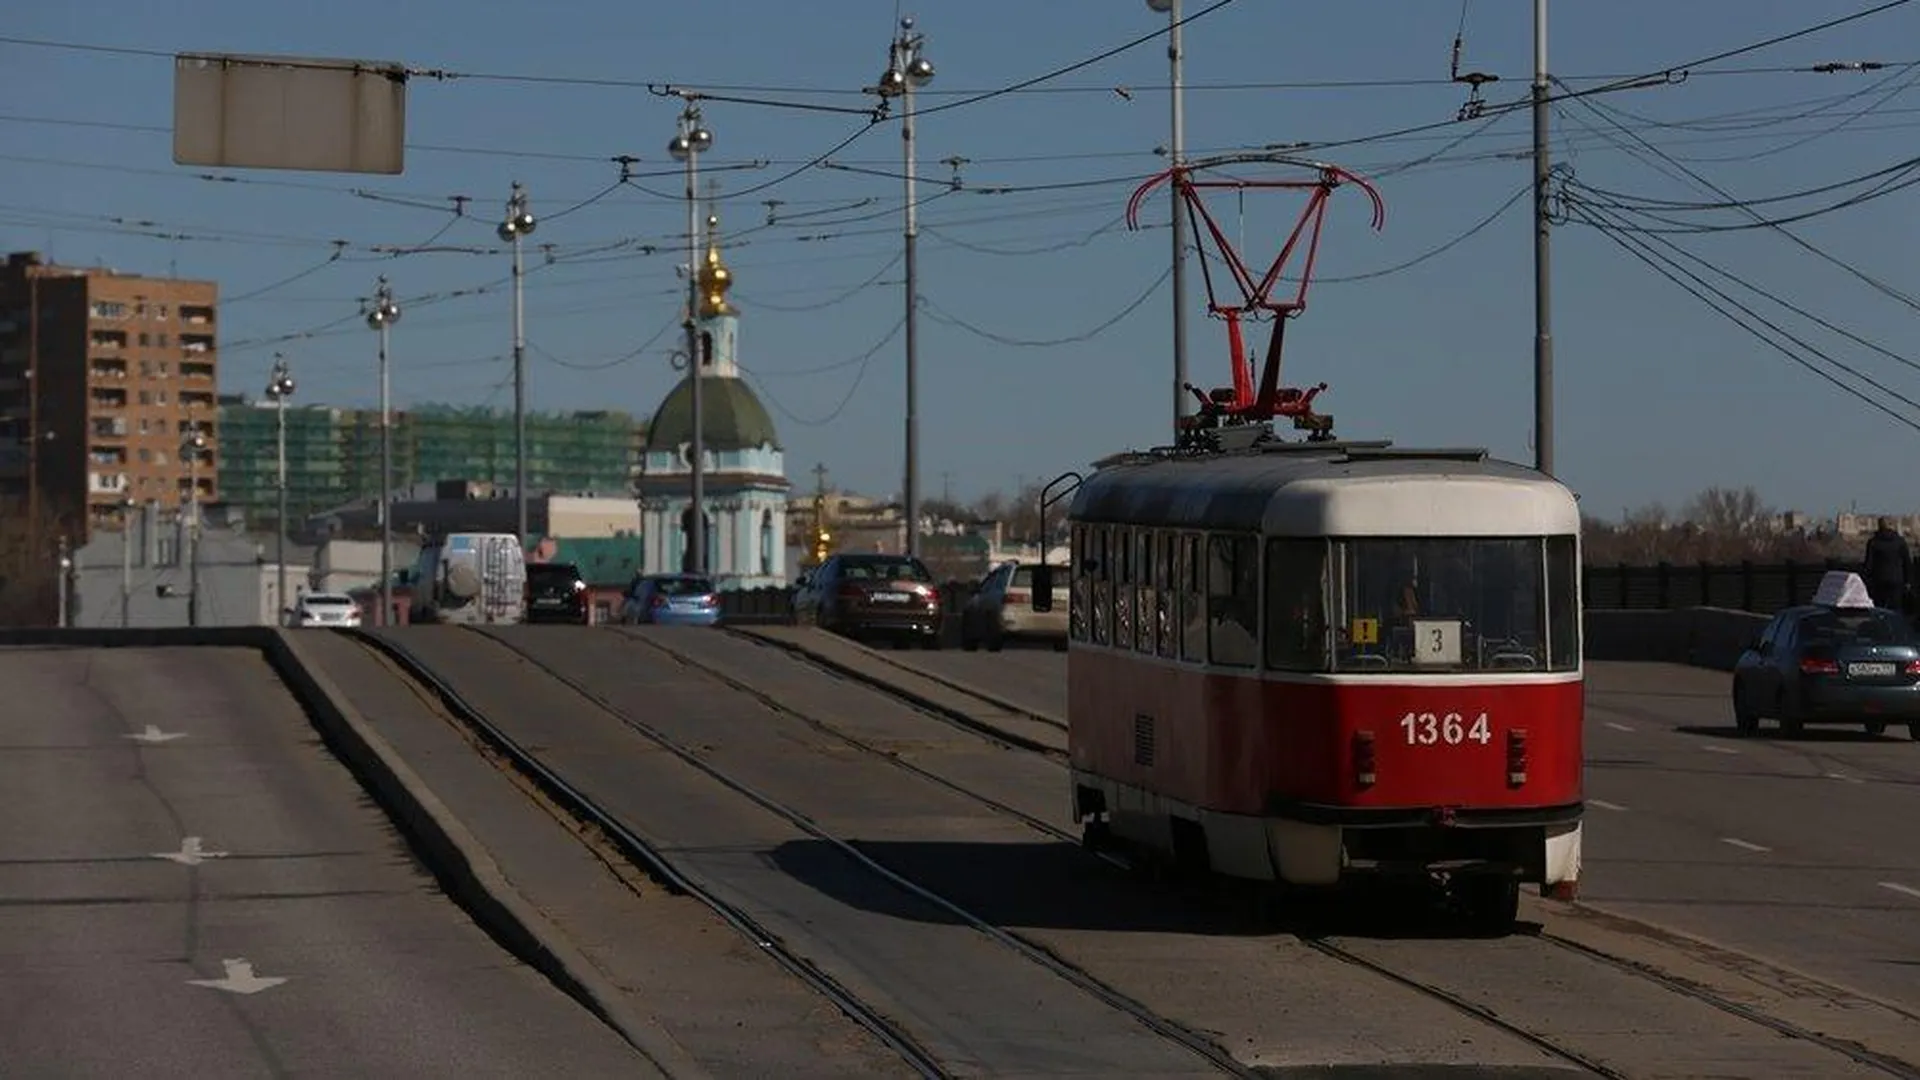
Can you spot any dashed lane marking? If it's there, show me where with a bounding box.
[1589,799,1630,812]
[1826,771,1867,785]
[1720,837,1771,853]
[1879,882,1920,901]
[1701,744,1740,755]
[1604,722,1635,733]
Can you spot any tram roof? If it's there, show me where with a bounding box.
[1069,440,1580,537]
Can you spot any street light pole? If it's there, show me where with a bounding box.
[875,17,935,559]
[266,355,296,625]
[498,183,537,540]
[668,100,714,574]
[1531,0,1555,477]
[366,279,402,625]
[181,430,206,627]
[120,497,133,628]
[56,536,69,629]
[1148,0,1189,439]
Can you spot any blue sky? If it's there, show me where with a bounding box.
[3,0,1917,520]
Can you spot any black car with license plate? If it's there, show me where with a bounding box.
[1733,590,1920,740]
[791,553,943,648]
[525,561,591,624]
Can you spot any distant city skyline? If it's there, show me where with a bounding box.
[2,1,1914,519]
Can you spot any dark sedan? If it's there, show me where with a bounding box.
[792,553,943,648]
[525,561,591,624]
[1732,603,1920,739]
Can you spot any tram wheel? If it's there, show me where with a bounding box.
[1454,875,1520,936]
[1866,721,1888,737]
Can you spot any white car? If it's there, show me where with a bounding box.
[960,560,1070,651]
[291,593,363,628]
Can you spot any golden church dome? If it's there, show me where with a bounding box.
[697,212,736,318]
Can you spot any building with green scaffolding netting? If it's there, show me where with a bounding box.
[217,396,646,531]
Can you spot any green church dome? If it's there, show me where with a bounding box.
[644,374,782,454]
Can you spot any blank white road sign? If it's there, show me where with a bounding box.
[173,52,407,175]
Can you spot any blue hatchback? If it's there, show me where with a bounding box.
[624,574,722,627]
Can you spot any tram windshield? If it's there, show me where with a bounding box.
[1267,536,1579,673]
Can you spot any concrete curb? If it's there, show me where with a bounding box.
[1,627,706,1078]
[266,631,709,1078]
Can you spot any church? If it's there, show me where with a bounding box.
[636,212,791,590]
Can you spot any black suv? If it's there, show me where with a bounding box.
[525,561,591,624]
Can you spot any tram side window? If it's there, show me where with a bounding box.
[1090,526,1110,646]
[1069,524,1089,642]
[1546,535,1579,671]
[1264,538,1330,672]
[1206,534,1260,668]
[1115,527,1134,648]
[1180,533,1205,661]
[1156,532,1178,659]
[1128,526,1144,653]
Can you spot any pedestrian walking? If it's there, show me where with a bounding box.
[1861,516,1911,612]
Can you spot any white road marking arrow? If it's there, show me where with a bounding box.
[125,724,187,744]
[153,837,228,866]
[188,958,287,995]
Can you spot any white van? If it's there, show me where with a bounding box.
[409,533,527,625]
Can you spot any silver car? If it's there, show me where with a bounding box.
[960,560,1069,651]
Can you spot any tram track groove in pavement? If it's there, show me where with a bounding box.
[742,626,1920,1078]
[475,624,1263,1078]
[345,628,951,1080]
[636,628,1651,1079]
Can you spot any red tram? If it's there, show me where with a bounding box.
[1023,152,1583,928]
[1035,443,1584,927]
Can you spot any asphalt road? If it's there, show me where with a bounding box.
[303,627,914,1079]
[0,645,652,1079]
[878,641,1920,1010]
[471,625,1905,1077]
[1582,661,1920,1008]
[389,625,1249,1078]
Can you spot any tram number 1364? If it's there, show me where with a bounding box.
[1398,711,1492,746]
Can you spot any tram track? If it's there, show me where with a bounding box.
[736,628,1069,739]
[721,627,1069,758]
[625,627,1639,1079]
[343,628,952,1080]
[474,624,1260,1078]
[696,626,1920,1079]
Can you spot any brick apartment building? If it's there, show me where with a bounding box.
[0,251,220,541]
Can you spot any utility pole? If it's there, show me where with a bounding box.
[365,279,402,625]
[26,275,40,589]
[266,355,296,625]
[669,99,714,574]
[182,430,206,627]
[873,17,935,559]
[55,535,69,628]
[498,183,537,541]
[120,497,133,628]
[1531,0,1555,477]
[1148,0,1189,439]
